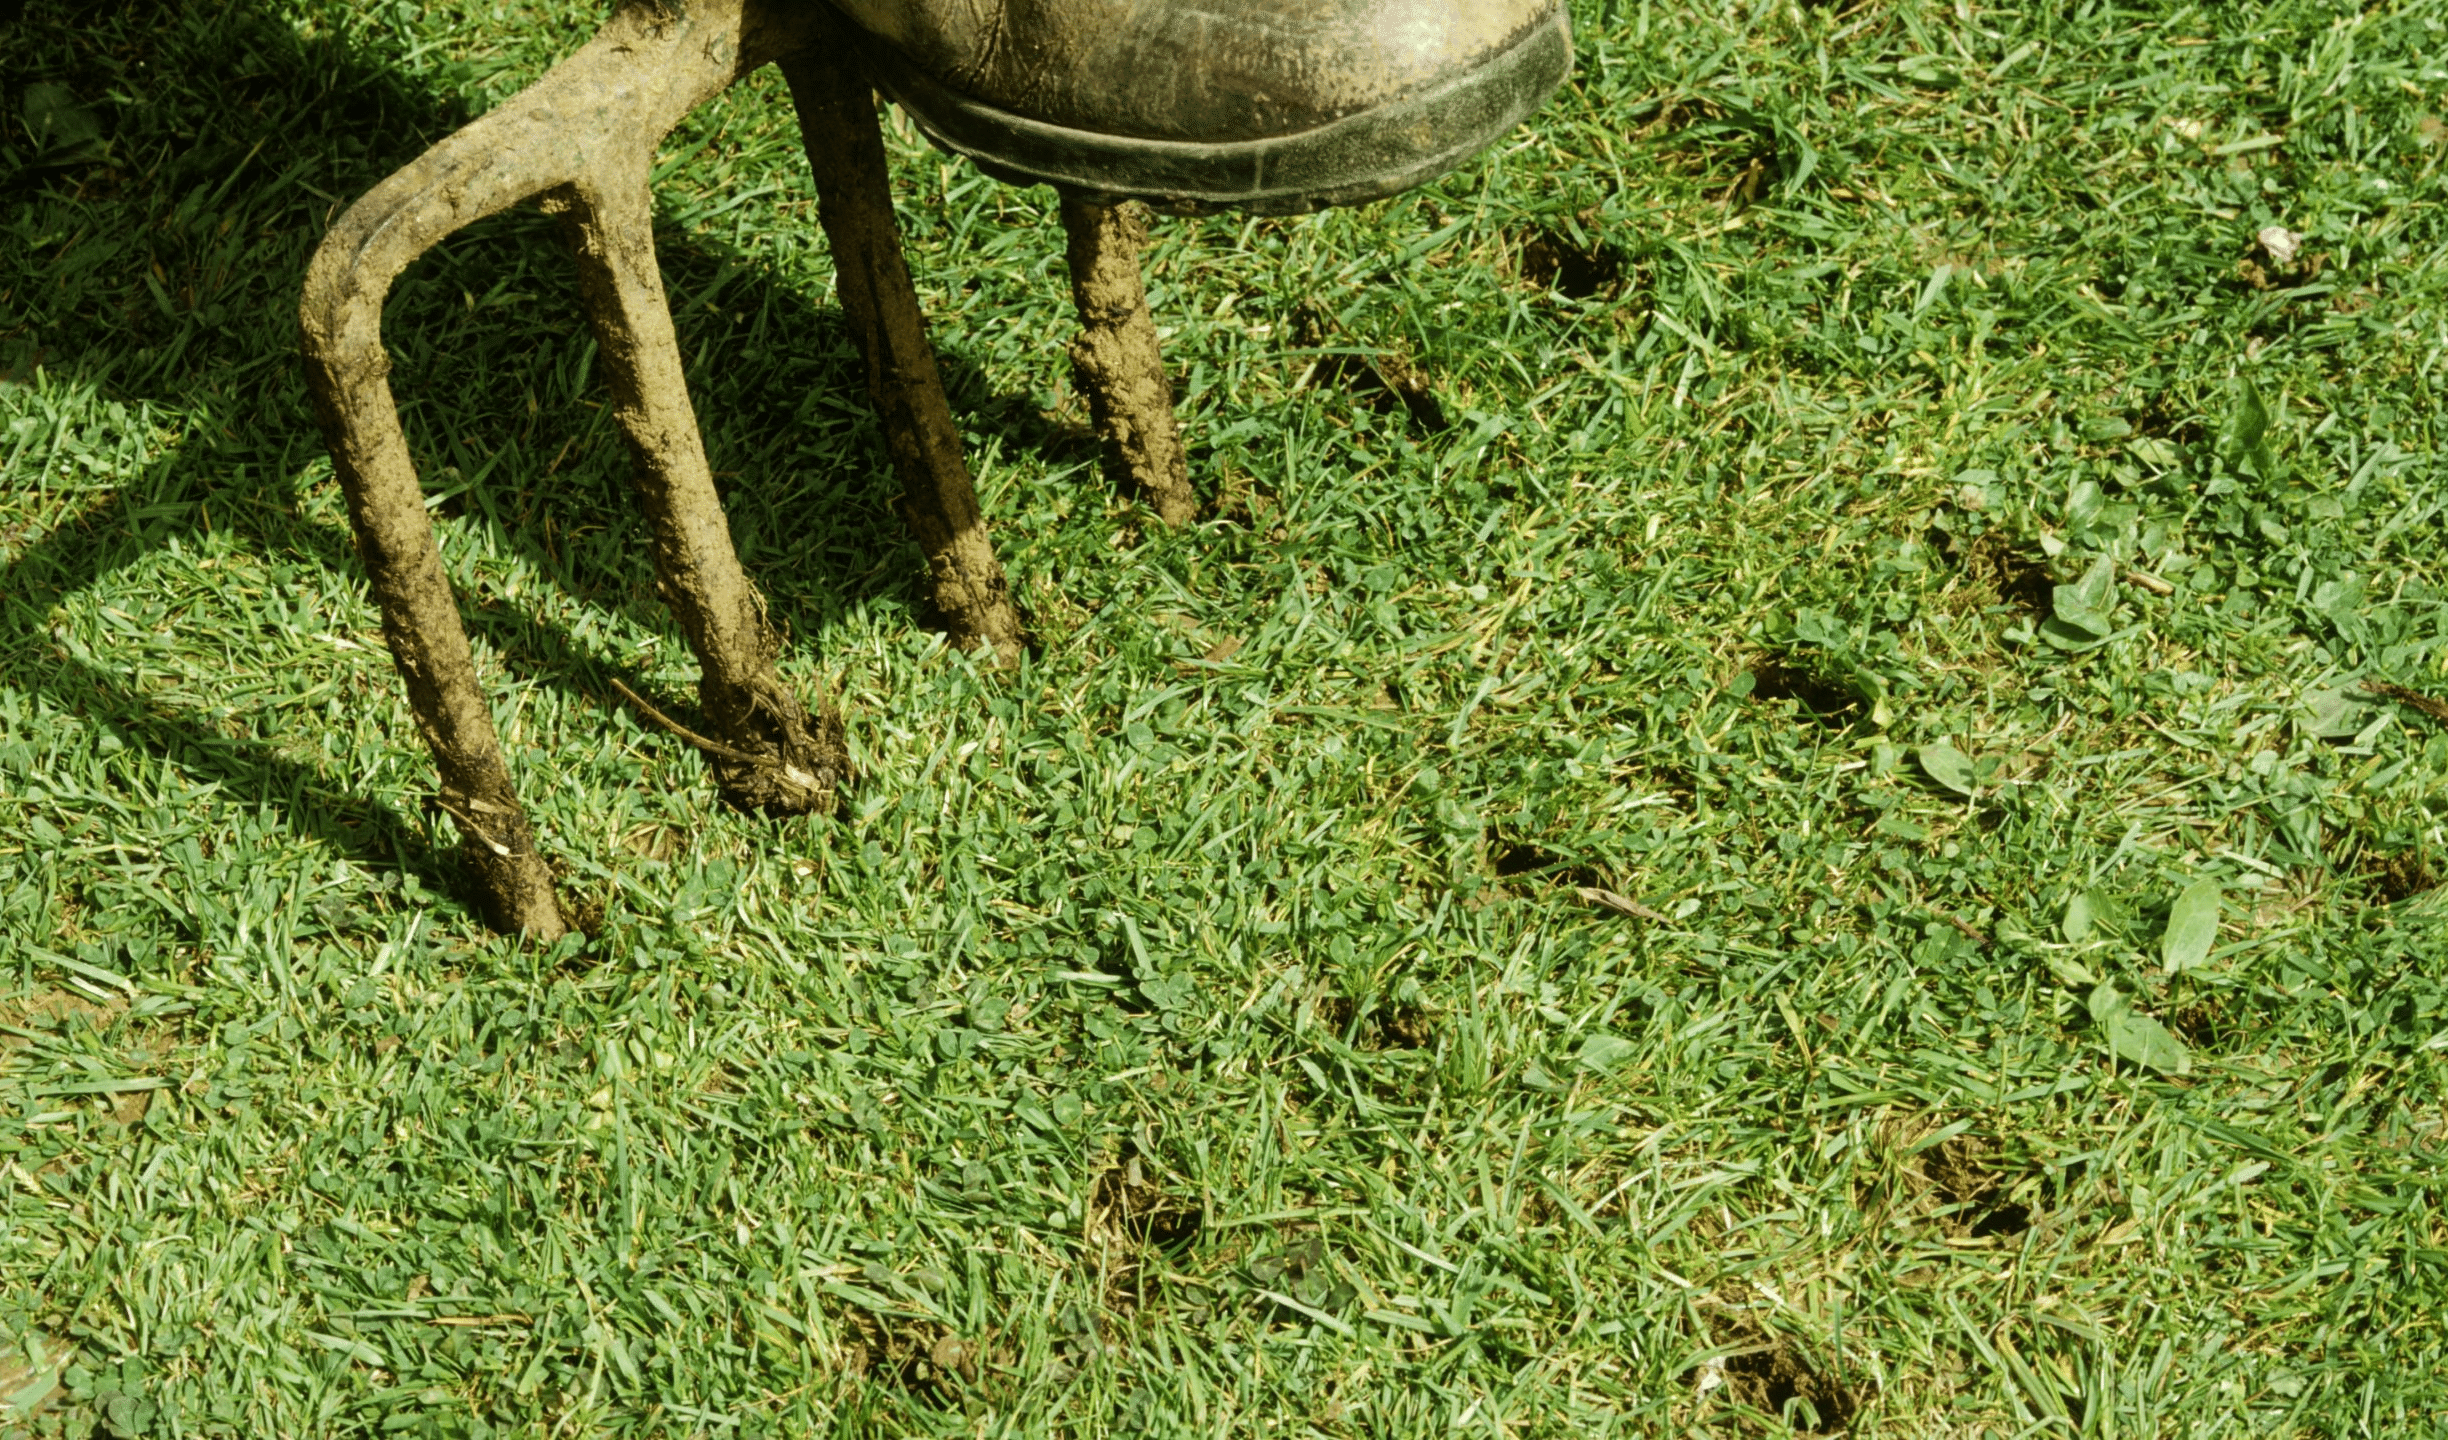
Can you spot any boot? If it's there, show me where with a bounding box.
[825,0,1573,212]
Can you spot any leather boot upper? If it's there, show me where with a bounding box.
[825,0,1559,143]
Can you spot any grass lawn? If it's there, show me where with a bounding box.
[5,0,2448,1432]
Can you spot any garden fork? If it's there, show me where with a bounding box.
[299,0,1187,936]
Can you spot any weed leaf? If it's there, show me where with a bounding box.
[2087,983,2191,1074]
[2297,688,2367,740]
[2312,575,2365,624]
[1873,813,1928,842]
[2108,1011,2192,1075]
[1917,742,1978,797]
[1576,1033,1638,1073]
[22,82,105,162]
[2071,553,2116,613]
[2040,619,2112,652]
[2060,889,2096,943]
[2161,880,2221,973]
[2045,952,2101,989]
[2051,555,2117,639]
[2220,377,2269,456]
[2217,376,2279,479]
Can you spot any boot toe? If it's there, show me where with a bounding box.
[833,0,1572,212]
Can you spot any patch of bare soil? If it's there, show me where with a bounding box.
[1302,350,1448,431]
[1700,1315,1858,1434]
[1518,226,1627,299]
[1489,837,1598,889]
[1,989,155,1126]
[1369,1001,1437,1051]
[0,987,124,1040]
[1087,1144,1202,1313]
[2364,847,2438,904]
[1925,1135,2033,1239]
[1746,654,1862,725]
[1953,532,2055,617]
[836,1310,989,1405]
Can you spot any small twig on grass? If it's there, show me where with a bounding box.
[1578,886,1666,922]
[608,678,763,765]
[2363,681,2448,726]
[1932,908,1990,945]
[425,1314,530,1328]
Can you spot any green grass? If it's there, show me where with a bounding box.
[5,0,2448,1433]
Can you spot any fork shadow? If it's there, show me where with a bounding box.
[0,0,1093,910]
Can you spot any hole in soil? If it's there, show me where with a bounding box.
[1091,1150,1202,1251]
[1721,1334,1856,1434]
[1647,105,1786,202]
[618,821,685,862]
[1302,351,1447,430]
[840,1314,978,1401]
[1310,991,1435,1052]
[1621,758,1697,807]
[2234,239,2325,292]
[1248,1233,1359,1323]
[1956,533,2054,616]
[2134,392,2206,448]
[1490,836,1597,890]
[1927,1135,2033,1240]
[1493,840,1559,878]
[1748,655,1860,724]
[1970,1201,2033,1238]
[548,873,608,940]
[1370,1002,1436,1051]
[2168,997,2230,1048]
[1518,227,1626,299]
[2366,849,2437,904]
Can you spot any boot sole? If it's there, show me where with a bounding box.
[856,10,1573,214]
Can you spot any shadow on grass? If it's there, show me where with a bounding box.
[0,0,1072,897]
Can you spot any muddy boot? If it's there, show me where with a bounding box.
[831,0,1569,523]
[828,0,1572,213]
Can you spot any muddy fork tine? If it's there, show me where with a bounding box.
[299,0,822,935]
[1058,190,1198,527]
[551,173,848,815]
[780,32,1028,663]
